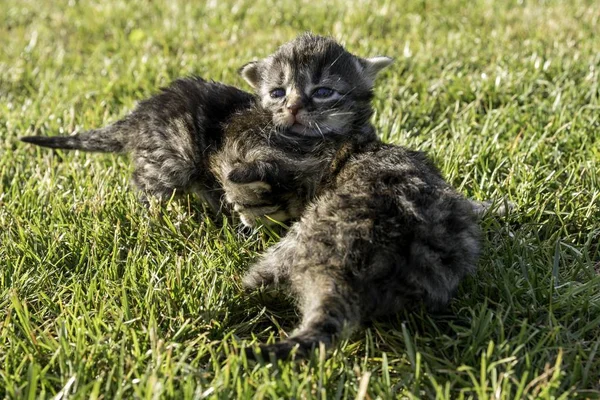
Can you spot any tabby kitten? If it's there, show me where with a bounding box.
[211,34,504,228]
[208,36,481,359]
[21,77,254,208]
[215,104,481,360]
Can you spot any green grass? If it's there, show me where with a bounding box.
[1,0,599,398]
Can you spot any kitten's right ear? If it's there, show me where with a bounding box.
[239,61,261,88]
[362,56,394,81]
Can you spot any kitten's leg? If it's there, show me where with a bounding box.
[469,198,515,217]
[242,238,296,289]
[244,193,365,360]
[246,277,360,360]
[131,144,201,201]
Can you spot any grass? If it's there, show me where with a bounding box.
[1,0,599,398]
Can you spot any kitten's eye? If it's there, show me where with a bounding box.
[312,87,335,99]
[270,88,286,99]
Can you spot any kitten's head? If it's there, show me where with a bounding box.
[239,33,392,137]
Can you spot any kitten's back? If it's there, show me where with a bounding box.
[20,77,255,154]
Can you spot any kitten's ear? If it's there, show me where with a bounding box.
[239,61,261,88]
[362,56,394,81]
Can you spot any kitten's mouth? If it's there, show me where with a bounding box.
[275,114,331,137]
[287,122,330,137]
[290,123,308,134]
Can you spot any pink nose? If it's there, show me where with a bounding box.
[287,103,303,116]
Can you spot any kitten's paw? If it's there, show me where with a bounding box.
[236,206,290,228]
[223,177,278,227]
[223,169,275,218]
[242,268,276,290]
[223,164,296,227]
[470,199,516,217]
[224,179,272,205]
[227,164,270,185]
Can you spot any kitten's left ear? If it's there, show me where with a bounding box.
[239,61,262,89]
[362,56,394,81]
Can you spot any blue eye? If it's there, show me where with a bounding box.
[270,88,286,98]
[313,87,334,99]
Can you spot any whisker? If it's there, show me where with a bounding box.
[328,52,344,69]
[327,112,355,117]
[314,122,325,139]
[330,88,357,108]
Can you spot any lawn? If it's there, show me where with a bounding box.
[1,0,599,398]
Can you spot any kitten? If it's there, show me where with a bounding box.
[208,37,481,359]
[20,78,254,208]
[232,33,510,223]
[214,104,481,360]
[211,34,506,228]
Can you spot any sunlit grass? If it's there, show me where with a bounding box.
[1,0,599,397]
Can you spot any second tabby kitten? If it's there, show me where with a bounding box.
[211,34,506,227]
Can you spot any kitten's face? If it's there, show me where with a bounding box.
[240,34,392,137]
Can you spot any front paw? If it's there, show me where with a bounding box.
[222,163,298,227]
[223,177,275,224]
[223,173,290,227]
[224,178,272,204]
[227,163,271,185]
[223,165,273,207]
[235,204,291,228]
[242,267,277,290]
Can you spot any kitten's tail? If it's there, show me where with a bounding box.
[20,121,130,153]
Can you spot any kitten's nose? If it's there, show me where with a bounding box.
[287,102,303,116]
[286,89,304,116]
